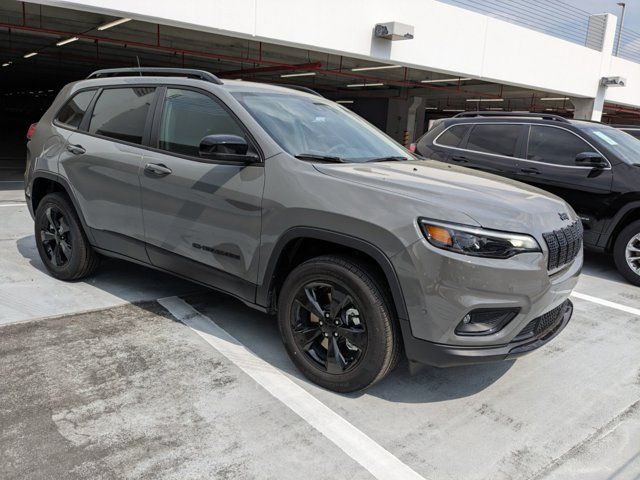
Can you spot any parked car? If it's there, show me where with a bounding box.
[415,111,640,286]
[25,69,581,392]
[613,124,640,140]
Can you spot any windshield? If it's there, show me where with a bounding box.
[581,125,640,166]
[232,92,413,162]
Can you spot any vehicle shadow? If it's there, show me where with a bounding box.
[581,250,627,285]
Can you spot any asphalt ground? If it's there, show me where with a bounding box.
[1,181,639,480]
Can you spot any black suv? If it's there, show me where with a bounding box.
[415,112,640,285]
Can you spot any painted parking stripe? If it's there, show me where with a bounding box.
[158,296,426,480]
[571,291,640,316]
[0,203,25,207]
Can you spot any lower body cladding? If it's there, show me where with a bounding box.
[392,237,583,367]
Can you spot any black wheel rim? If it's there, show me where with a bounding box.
[290,281,367,374]
[40,206,72,267]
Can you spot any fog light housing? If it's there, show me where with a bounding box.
[455,308,519,336]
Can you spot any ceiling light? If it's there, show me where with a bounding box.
[425,107,438,110]
[336,100,354,104]
[421,77,472,84]
[487,107,504,110]
[465,98,504,102]
[351,65,402,72]
[346,82,384,87]
[443,109,465,112]
[1,62,10,67]
[280,72,316,78]
[56,37,79,46]
[540,97,570,101]
[23,52,38,59]
[97,18,131,31]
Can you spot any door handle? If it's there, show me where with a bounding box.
[520,167,541,175]
[66,144,86,155]
[451,156,469,163]
[144,163,172,177]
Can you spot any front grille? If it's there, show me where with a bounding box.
[543,220,583,271]
[513,301,567,342]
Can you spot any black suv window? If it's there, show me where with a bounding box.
[527,126,596,166]
[56,90,97,128]
[437,125,470,147]
[158,88,245,157]
[88,87,156,144]
[466,124,521,157]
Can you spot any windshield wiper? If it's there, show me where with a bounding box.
[295,153,344,163]
[364,156,409,163]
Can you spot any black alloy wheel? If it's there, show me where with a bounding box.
[40,206,72,267]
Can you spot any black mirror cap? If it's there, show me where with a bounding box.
[199,134,259,163]
[575,152,608,169]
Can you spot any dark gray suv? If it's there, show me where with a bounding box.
[25,68,581,392]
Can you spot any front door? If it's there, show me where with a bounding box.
[140,87,264,301]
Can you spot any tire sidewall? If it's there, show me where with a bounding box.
[278,258,394,392]
[35,193,87,280]
[614,220,640,286]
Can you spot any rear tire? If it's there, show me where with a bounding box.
[34,192,100,281]
[277,255,401,392]
[613,220,640,287]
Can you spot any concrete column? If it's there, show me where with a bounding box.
[385,95,425,144]
[571,13,617,121]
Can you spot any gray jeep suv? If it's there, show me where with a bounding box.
[25,68,582,392]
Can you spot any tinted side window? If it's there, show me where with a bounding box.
[623,129,640,140]
[436,125,470,147]
[158,88,245,157]
[88,87,156,144]
[56,90,97,129]
[466,124,522,157]
[527,126,595,166]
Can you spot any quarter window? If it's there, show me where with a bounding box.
[88,87,156,144]
[158,88,245,157]
[56,90,97,129]
[466,124,522,157]
[437,125,470,147]
[527,126,596,166]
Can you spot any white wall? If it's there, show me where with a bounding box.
[39,0,638,108]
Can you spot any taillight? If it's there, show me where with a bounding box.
[27,123,37,140]
[408,143,416,153]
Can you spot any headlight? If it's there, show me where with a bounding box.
[419,219,541,259]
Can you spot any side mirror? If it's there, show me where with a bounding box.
[575,152,608,169]
[199,134,259,163]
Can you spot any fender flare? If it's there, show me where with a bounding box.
[256,226,409,321]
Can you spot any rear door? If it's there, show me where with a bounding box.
[140,86,264,301]
[515,124,614,241]
[58,86,157,260]
[457,123,526,179]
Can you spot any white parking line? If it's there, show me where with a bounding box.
[158,296,426,480]
[0,203,25,207]
[571,291,640,316]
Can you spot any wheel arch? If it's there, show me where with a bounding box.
[602,201,640,251]
[257,227,409,322]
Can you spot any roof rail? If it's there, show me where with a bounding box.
[273,84,323,97]
[87,68,223,85]
[453,111,570,123]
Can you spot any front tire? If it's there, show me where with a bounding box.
[613,220,640,286]
[34,192,100,281]
[277,255,401,392]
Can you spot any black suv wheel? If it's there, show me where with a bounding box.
[277,255,401,392]
[614,220,640,286]
[34,192,100,280]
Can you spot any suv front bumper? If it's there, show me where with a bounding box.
[399,299,573,367]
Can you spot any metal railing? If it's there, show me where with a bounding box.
[615,27,640,64]
[436,0,605,48]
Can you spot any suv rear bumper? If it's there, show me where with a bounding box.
[401,299,573,367]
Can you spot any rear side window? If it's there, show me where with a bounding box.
[466,124,522,157]
[436,125,470,147]
[55,90,97,129]
[88,87,156,144]
[158,88,245,157]
[527,126,596,166]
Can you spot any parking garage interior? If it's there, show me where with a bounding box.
[2,0,640,181]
